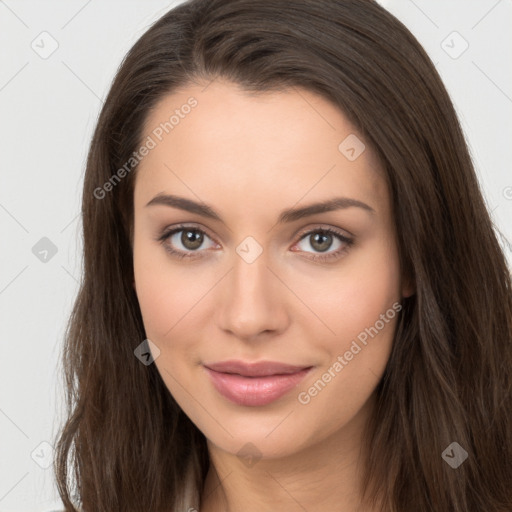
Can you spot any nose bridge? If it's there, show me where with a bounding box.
[217,242,285,339]
[232,245,269,298]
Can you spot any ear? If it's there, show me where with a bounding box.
[401,274,415,298]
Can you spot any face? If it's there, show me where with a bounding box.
[132,79,410,460]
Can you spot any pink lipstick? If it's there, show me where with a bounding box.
[204,360,313,407]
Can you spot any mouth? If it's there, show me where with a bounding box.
[203,360,314,406]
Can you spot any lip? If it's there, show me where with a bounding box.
[204,360,313,406]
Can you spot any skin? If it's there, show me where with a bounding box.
[132,79,413,512]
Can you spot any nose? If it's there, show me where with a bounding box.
[216,247,289,342]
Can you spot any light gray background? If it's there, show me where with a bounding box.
[0,1,510,510]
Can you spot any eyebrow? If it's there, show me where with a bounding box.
[145,193,375,223]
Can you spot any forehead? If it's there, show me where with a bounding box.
[134,80,387,217]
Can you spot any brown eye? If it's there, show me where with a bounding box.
[157,225,217,259]
[309,232,334,252]
[293,227,354,263]
[180,229,204,250]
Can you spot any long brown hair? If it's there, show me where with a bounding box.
[54,0,512,510]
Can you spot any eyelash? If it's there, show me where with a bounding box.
[156,224,354,263]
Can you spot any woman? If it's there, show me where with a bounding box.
[54,0,512,511]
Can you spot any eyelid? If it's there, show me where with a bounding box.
[294,223,354,240]
[157,222,219,244]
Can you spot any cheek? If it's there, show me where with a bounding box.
[133,251,203,396]
[291,237,401,417]
[292,235,402,345]
[133,242,218,396]
[133,237,204,339]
